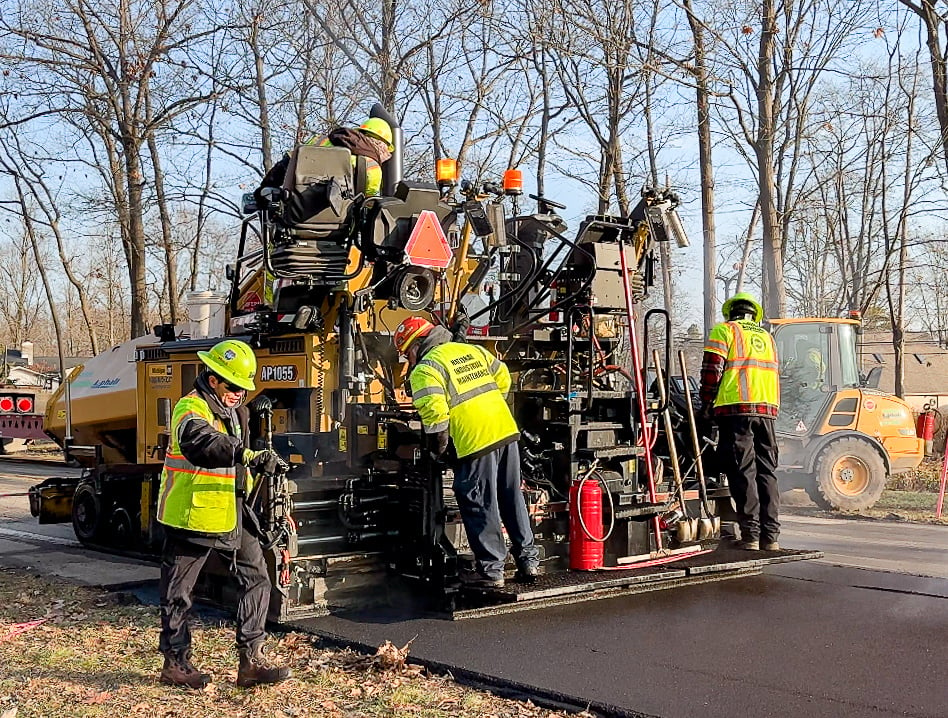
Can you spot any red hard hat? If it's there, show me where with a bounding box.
[394,317,434,353]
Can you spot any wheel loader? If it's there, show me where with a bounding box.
[30,107,819,620]
[770,318,923,511]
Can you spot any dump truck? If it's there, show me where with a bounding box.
[31,106,818,620]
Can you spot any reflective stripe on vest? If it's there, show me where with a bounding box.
[157,393,239,534]
[410,342,519,458]
[715,321,780,408]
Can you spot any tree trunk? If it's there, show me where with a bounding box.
[123,135,149,338]
[756,0,785,318]
[684,0,717,334]
[905,1,948,179]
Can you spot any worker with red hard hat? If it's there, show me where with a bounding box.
[394,317,539,588]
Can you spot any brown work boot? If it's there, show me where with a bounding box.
[160,650,212,689]
[237,645,292,687]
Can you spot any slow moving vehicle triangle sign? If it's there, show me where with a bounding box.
[404,210,453,269]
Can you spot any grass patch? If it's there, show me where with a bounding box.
[835,490,948,525]
[0,568,588,718]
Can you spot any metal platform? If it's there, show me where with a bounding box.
[452,545,822,618]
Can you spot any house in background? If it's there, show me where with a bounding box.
[859,332,948,414]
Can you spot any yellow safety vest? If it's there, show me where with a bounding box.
[156,393,242,534]
[704,320,780,410]
[410,342,520,458]
[314,137,383,197]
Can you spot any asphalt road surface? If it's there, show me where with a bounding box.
[1,460,946,717]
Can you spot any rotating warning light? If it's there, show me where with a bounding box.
[436,159,458,187]
[502,168,523,195]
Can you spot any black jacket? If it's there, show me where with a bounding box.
[165,374,254,550]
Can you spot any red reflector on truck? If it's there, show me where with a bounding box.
[0,397,13,413]
[16,397,33,413]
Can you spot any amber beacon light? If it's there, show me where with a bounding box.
[436,158,458,188]
[502,168,523,195]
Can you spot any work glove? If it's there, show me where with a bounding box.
[427,430,450,459]
[449,308,471,343]
[242,448,289,476]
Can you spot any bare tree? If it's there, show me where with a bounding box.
[695,0,875,318]
[550,0,653,214]
[683,0,718,334]
[0,227,44,349]
[0,130,102,354]
[0,0,223,338]
[899,0,948,178]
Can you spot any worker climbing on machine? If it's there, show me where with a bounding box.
[313,116,393,197]
[256,115,394,200]
[156,339,292,689]
[395,317,540,588]
[699,292,781,551]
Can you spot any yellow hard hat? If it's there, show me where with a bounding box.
[197,339,257,391]
[359,117,394,152]
[722,292,764,323]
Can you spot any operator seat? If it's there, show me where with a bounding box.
[270,145,366,284]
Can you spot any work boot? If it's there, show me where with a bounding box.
[761,541,780,551]
[237,645,292,688]
[514,562,539,584]
[735,540,760,551]
[459,569,504,590]
[160,650,211,689]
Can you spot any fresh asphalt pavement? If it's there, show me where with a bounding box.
[1,461,946,717]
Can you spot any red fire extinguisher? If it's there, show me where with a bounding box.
[916,405,937,455]
[569,473,605,570]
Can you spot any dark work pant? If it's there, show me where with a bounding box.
[453,441,539,579]
[717,415,780,543]
[158,527,270,656]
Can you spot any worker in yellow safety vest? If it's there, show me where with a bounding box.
[156,339,291,689]
[255,116,394,201]
[311,116,394,197]
[394,317,539,589]
[698,293,781,552]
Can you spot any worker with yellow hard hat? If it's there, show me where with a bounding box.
[255,114,395,202]
[156,339,291,689]
[699,292,781,552]
[395,317,539,589]
[310,116,394,197]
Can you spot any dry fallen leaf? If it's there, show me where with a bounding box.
[1,708,17,718]
[372,638,414,671]
[85,691,111,705]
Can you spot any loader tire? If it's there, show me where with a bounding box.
[806,438,886,511]
[72,482,104,544]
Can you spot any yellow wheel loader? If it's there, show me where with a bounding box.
[770,318,923,511]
